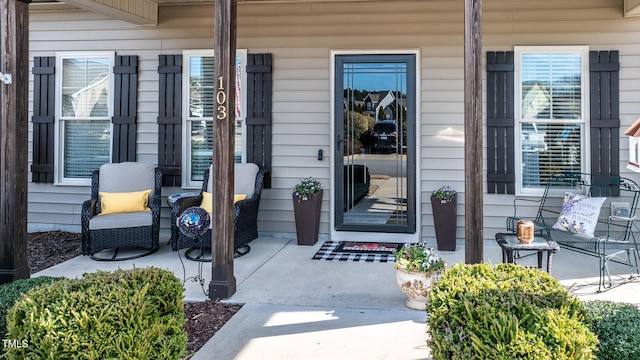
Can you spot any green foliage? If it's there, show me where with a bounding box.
[292,177,322,199]
[426,263,598,360]
[432,186,457,201]
[0,276,63,340]
[343,111,375,140]
[5,267,186,360]
[584,300,640,360]
[392,242,444,273]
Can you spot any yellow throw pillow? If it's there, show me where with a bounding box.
[200,192,247,213]
[99,189,151,215]
[200,191,213,214]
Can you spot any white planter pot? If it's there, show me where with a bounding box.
[395,267,444,310]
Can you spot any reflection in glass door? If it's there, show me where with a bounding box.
[334,54,416,233]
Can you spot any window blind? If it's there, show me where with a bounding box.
[188,56,215,118]
[63,120,111,178]
[519,50,584,190]
[62,58,110,118]
[190,120,213,181]
[521,53,581,120]
[521,122,582,189]
[60,55,112,180]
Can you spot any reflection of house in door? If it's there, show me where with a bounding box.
[363,90,406,121]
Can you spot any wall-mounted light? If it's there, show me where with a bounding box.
[624,118,640,172]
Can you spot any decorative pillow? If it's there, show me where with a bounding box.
[200,192,248,213]
[99,189,151,215]
[200,191,213,214]
[552,192,606,237]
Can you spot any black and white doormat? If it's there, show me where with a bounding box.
[311,241,402,263]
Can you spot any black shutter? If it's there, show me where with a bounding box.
[486,51,515,194]
[31,56,56,183]
[590,51,620,176]
[157,54,183,187]
[246,53,273,188]
[112,55,138,163]
[590,51,620,197]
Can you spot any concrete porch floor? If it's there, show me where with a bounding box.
[34,235,640,359]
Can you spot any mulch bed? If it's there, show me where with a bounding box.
[27,231,82,273]
[25,230,240,357]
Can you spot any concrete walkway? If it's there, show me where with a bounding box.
[36,235,640,359]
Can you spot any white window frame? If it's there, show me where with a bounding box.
[628,136,640,172]
[514,46,590,196]
[54,51,115,186]
[181,49,248,189]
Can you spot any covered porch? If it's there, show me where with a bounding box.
[33,234,640,358]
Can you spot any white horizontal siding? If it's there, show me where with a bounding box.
[26,0,640,244]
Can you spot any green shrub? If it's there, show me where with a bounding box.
[426,263,598,359]
[5,267,187,360]
[584,300,640,360]
[0,276,63,340]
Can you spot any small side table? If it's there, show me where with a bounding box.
[167,192,200,208]
[495,232,560,273]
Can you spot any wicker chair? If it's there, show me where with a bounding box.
[81,162,162,260]
[170,163,265,260]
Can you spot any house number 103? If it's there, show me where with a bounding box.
[216,76,227,120]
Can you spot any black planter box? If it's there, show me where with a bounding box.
[431,195,457,251]
[293,190,323,246]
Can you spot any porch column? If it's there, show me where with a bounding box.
[209,0,238,299]
[0,0,30,283]
[464,0,484,263]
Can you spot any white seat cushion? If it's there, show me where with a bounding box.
[99,162,157,195]
[207,163,259,198]
[235,163,259,197]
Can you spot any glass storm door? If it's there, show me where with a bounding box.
[334,54,416,233]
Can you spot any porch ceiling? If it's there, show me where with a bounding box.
[31,0,441,26]
[30,0,637,24]
[56,0,159,25]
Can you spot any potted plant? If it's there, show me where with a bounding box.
[431,186,457,251]
[393,242,446,310]
[292,177,323,245]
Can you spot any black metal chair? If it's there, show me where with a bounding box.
[170,163,265,260]
[81,162,162,260]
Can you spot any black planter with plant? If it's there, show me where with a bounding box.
[292,177,323,246]
[431,186,457,251]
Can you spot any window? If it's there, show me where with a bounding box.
[182,49,247,188]
[625,119,640,172]
[55,52,114,185]
[515,46,589,195]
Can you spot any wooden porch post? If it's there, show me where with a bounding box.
[209,0,237,299]
[464,0,484,263]
[0,0,30,284]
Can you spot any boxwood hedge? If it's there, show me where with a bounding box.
[426,263,598,359]
[0,276,63,340]
[5,267,186,360]
[584,300,640,360]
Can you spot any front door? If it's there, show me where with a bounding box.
[334,54,416,234]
